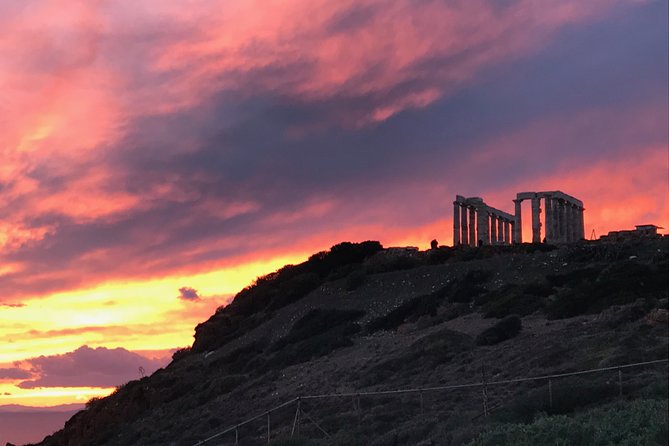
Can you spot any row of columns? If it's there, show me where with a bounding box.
[514,195,585,244]
[453,202,514,247]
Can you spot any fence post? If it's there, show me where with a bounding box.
[548,379,553,411]
[618,368,623,397]
[267,412,271,444]
[356,394,362,426]
[481,364,489,417]
[420,391,424,415]
[235,426,239,445]
[291,398,301,438]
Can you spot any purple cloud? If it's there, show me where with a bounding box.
[178,287,200,301]
[0,368,32,380]
[17,346,169,389]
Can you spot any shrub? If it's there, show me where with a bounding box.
[345,269,367,291]
[442,269,491,303]
[499,378,617,423]
[470,399,668,446]
[267,330,356,370]
[171,347,192,363]
[274,309,365,349]
[545,261,668,320]
[426,246,453,264]
[476,315,522,346]
[547,267,601,287]
[268,309,365,368]
[85,396,102,409]
[464,269,492,284]
[480,283,551,318]
[449,283,488,303]
[367,294,440,332]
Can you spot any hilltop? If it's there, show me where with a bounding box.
[25,238,668,446]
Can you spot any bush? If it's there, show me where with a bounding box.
[499,378,617,423]
[274,309,365,349]
[171,347,192,363]
[479,283,551,318]
[545,261,668,320]
[426,246,454,264]
[367,294,440,332]
[476,315,522,346]
[469,399,668,446]
[449,283,488,303]
[547,267,601,287]
[268,309,365,368]
[345,269,367,291]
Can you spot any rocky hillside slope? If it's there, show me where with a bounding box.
[27,238,668,446]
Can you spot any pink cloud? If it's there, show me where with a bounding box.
[17,346,170,389]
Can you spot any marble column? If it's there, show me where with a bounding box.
[558,200,566,243]
[490,215,498,244]
[571,205,580,242]
[565,203,573,242]
[531,197,542,243]
[578,207,585,240]
[504,221,511,244]
[460,205,468,246]
[469,207,477,247]
[477,208,489,246]
[551,198,560,243]
[545,197,553,243]
[453,202,461,246]
[497,218,504,244]
[513,199,522,244]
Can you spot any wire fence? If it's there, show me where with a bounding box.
[193,358,668,445]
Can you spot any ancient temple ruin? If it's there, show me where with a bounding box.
[453,191,585,246]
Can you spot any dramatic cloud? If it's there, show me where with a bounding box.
[16,346,170,389]
[177,287,200,301]
[0,0,666,413]
[2,0,665,302]
[0,368,32,380]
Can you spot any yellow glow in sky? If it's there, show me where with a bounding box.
[0,252,310,407]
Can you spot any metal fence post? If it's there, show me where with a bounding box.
[420,391,424,415]
[548,379,553,410]
[291,398,301,438]
[356,394,361,426]
[481,364,489,417]
[235,426,239,445]
[618,368,623,397]
[267,412,271,444]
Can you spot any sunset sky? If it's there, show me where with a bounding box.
[0,0,667,424]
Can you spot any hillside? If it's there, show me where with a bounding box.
[26,238,668,446]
